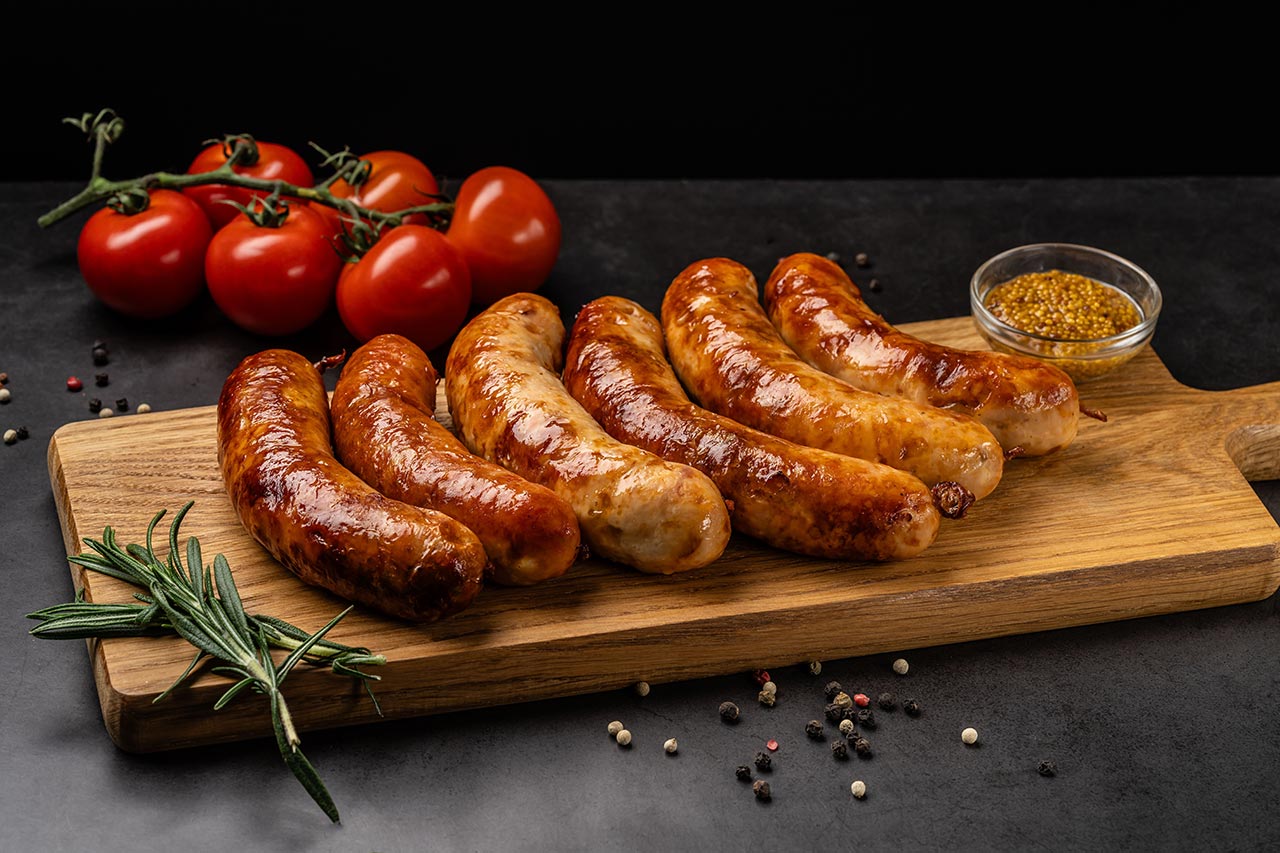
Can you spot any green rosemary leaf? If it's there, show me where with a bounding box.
[28,618,172,640]
[277,606,353,683]
[153,649,209,705]
[213,553,252,638]
[149,585,239,664]
[269,688,340,823]
[213,676,257,711]
[27,601,147,621]
[143,507,166,565]
[67,552,140,586]
[186,536,203,603]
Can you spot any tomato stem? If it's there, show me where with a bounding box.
[37,111,456,231]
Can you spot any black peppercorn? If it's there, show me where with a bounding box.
[854,736,872,757]
[805,719,824,740]
[877,692,896,711]
[15,426,29,441]
[868,277,882,293]
[88,398,102,413]
[92,346,109,366]
[115,398,129,412]
[718,701,740,723]
[855,708,877,729]
[1038,760,1057,777]
[903,698,922,717]
[736,765,753,782]
[823,680,843,700]
[95,373,109,387]
[752,779,771,801]
[824,702,844,722]
[831,739,849,760]
[0,372,8,384]
[855,252,870,268]
[754,751,772,772]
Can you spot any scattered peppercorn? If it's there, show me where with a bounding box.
[761,680,777,696]
[808,660,822,675]
[892,658,910,675]
[867,278,882,293]
[15,426,28,441]
[805,720,824,740]
[92,345,109,366]
[754,751,772,771]
[838,719,855,737]
[66,376,83,392]
[752,780,771,801]
[961,727,979,745]
[608,720,624,736]
[824,680,843,700]
[855,252,870,268]
[664,738,678,754]
[825,251,841,262]
[718,701,740,723]
[1038,760,1057,777]
[757,689,776,707]
[753,669,771,686]
[634,681,650,697]
[833,692,854,711]
[853,737,872,757]
[88,398,102,414]
[903,698,921,717]
[855,708,876,729]
[98,408,115,419]
[831,739,849,760]
[736,765,753,782]
[136,403,152,414]
[851,780,867,799]
[766,739,778,751]
[877,693,897,711]
[824,703,845,722]
[3,429,16,445]
[852,693,870,708]
[115,398,128,412]
[94,373,109,387]
[0,388,10,404]
[0,372,8,384]
[616,729,632,747]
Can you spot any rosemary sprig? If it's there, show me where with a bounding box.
[27,502,387,823]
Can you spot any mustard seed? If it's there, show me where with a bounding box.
[985,270,1141,340]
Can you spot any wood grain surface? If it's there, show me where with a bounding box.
[45,317,1280,753]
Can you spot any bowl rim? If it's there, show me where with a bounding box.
[970,242,1163,347]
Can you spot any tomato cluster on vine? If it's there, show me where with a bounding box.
[73,136,561,354]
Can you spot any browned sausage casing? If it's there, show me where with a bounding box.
[562,295,949,561]
[330,333,582,587]
[217,348,486,622]
[445,293,732,574]
[763,252,1081,456]
[661,257,1005,499]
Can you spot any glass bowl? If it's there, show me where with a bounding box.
[969,242,1162,383]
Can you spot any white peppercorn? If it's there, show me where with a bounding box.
[608,720,624,736]
[634,681,650,697]
[616,729,632,747]
[851,780,867,799]
[962,727,979,745]
[892,658,909,675]
[664,738,678,754]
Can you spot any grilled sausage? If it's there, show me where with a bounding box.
[562,296,965,562]
[217,348,486,622]
[444,293,731,574]
[330,333,582,587]
[661,257,1005,499]
[763,252,1082,456]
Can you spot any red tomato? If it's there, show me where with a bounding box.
[76,189,213,319]
[327,150,442,228]
[204,202,343,336]
[444,166,561,306]
[183,139,314,230]
[335,225,471,353]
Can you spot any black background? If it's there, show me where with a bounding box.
[6,10,1275,185]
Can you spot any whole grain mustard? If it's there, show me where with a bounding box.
[984,270,1142,340]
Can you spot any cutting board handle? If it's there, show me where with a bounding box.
[1219,379,1280,481]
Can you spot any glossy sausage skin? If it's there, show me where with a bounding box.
[217,348,486,622]
[763,252,1081,456]
[331,333,583,587]
[562,295,948,561]
[661,257,1005,499]
[445,293,732,574]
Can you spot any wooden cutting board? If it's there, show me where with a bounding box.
[45,317,1280,754]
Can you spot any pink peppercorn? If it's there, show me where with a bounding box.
[66,376,83,392]
[853,693,870,708]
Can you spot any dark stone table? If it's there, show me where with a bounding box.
[1,178,1276,852]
